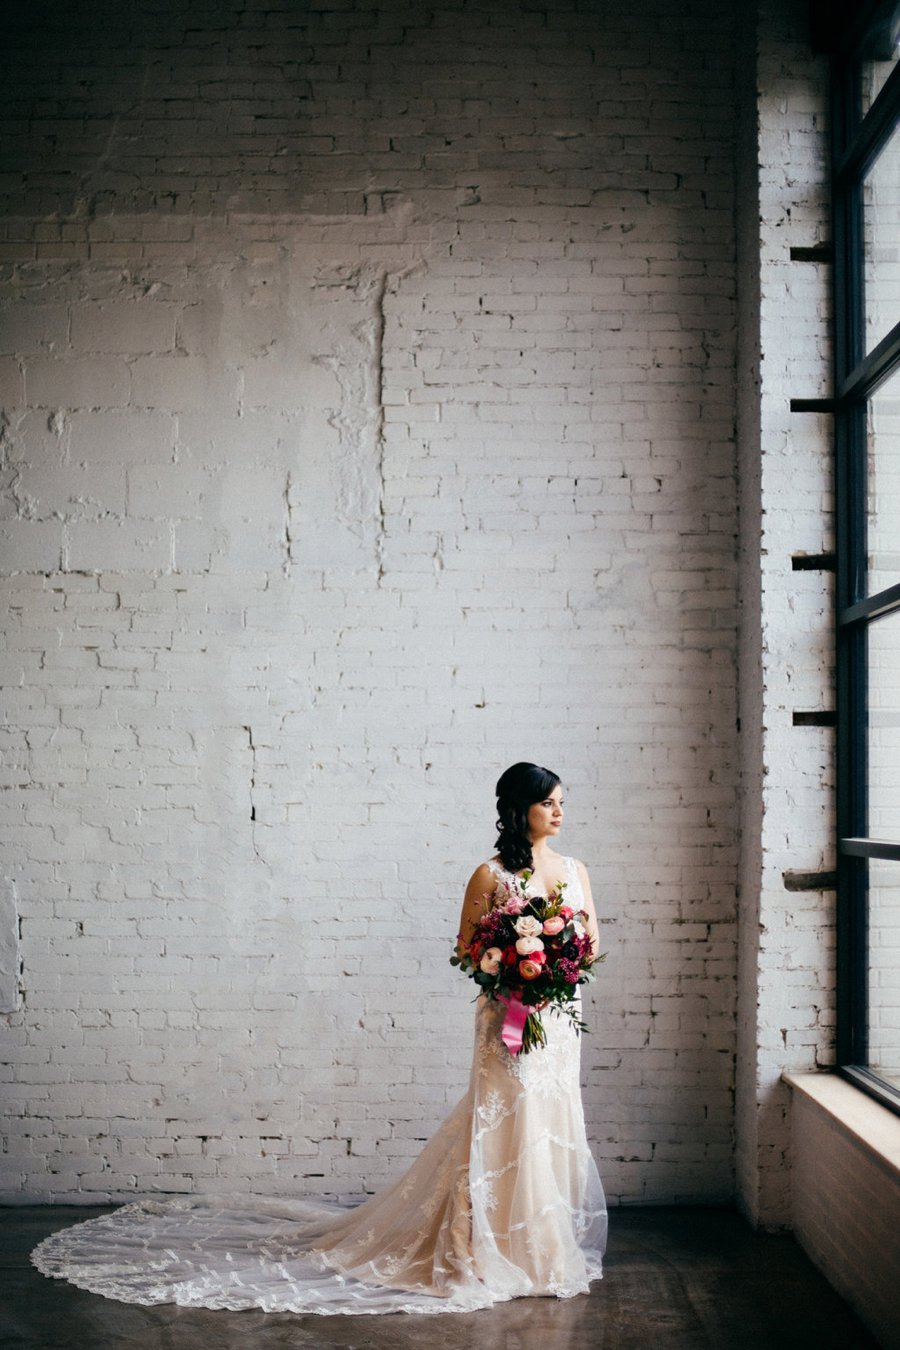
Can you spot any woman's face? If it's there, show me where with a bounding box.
[527,784,564,842]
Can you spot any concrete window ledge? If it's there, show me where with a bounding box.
[784,1070,900,1349]
[783,1070,900,1176]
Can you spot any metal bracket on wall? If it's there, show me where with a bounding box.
[783,870,839,891]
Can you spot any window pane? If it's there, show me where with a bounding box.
[861,48,898,115]
[868,857,900,1090]
[868,613,900,841]
[863,121,900,354]
[867,364,900,592]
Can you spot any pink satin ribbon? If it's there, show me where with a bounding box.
[500,993,529,1056]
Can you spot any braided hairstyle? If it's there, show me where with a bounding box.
[494,761,561,874]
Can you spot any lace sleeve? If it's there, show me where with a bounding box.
[484,858,506,889]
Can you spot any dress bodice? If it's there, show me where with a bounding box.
[484,854,583,907]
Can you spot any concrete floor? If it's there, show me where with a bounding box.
[1,1205,878,1350]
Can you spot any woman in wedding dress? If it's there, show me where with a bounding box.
[32,761,608,1315]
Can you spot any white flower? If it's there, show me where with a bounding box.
[515,935,545,956]
[479,946,503,974]
[514,915,543,939]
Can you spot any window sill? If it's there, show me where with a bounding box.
[783,1070,900,1178]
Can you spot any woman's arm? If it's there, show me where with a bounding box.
[575,860,601,961]
[456,863,498,953]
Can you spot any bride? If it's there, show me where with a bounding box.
[32,761,608,1315]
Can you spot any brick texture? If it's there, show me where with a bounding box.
[735,0,834,1229]
[2,0,743,1206]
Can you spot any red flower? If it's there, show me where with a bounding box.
[502,946,518,966]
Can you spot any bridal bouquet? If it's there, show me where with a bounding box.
[451,872,599,1054]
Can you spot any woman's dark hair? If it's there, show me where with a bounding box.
[494,761,561,874]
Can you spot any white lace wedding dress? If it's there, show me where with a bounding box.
[31,856,607,1315]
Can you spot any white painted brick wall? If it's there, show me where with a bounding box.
[1,0,741,1207]
[736,0,835,1229]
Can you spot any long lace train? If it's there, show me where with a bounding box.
[32,858,607,1315]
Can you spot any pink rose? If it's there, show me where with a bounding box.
[502,893,526,915]
[479,947,503,975]
[542,915,565,935]
[559,906,574,921]
[519,959,542,980]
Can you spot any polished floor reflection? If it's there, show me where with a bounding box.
[2,1205,877,1350]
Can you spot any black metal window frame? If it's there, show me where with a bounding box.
[829,2,900,1115]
